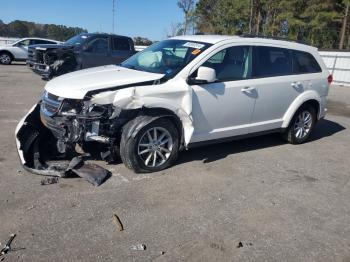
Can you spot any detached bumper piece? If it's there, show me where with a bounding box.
[15,104,111,186]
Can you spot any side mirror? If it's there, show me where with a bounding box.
[189,66,217,85]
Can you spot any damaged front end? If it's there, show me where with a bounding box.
[15,91,119,185]
[27,46,77,80]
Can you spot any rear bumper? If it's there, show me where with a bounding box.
[27,61,51,77]
[319,96,327,120]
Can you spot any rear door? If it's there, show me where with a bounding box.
[292,50,324,95]
[110,37,135,64]
[249,46,303,133]
[81,36,110,68]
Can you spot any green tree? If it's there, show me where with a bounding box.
[195,0,344,48]
[0,20,87,41]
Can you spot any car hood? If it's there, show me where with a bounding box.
[30,44,73,50]
[45,65,165,99]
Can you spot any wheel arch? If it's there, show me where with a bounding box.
[123,107,184,147]
[282,92,321,128]
[0,50,14,60]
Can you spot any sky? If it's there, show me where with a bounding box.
[0,0,184,41]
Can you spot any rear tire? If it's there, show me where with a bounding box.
[283,106,316,144]
[0,52,12,65]
[120,117,179,173]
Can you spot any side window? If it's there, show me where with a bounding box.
[85,37,109,53]
[33,40,57,45]
[16,40,30,47]
[293,50,321,73]
[253,46,292,78]
[202,46,252,81]
[112,37,131,51]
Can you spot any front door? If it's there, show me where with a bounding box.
[189,45,256,143]
[81,36,110,68]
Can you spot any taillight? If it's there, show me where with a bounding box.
[327,74,333,85]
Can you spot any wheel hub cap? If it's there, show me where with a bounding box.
[0,54,10,63]
[294,111,312,139]
[138,127,173,168]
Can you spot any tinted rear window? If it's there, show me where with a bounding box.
[293,50,322,73]
[34,40,56,45]
[253,46,292,78]
[112,37,131,51]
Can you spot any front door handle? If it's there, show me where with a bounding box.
[241,86,256,93]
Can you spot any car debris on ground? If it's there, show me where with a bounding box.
[0,234,16,257]
[40,177,59,185]
[130,244,146,251]
[112,214,124,231]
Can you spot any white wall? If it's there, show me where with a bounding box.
[0,37,19,45]
[319,51,350,86]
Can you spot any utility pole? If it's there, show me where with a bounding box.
[112,0,116,33]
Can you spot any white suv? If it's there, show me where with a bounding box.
[0,38,60,64]
[16,35,331,173]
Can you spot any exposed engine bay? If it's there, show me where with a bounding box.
[39,90,136,161]
[15,91,136,184]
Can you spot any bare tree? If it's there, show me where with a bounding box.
[177,0,195,35]
[166,22,183,38]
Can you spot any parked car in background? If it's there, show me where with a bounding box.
[27,33,136,80]
[16,35,331,174]
[0,37,61,65]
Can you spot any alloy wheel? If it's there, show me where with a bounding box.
[294,110,313,139]
[0,54,11,64]
[137,127,174,168]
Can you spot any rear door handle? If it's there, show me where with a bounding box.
[241,86,256,93]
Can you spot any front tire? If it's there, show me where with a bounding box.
[120,117,179,173]
[284,106,316,144]
[0,52,12,65]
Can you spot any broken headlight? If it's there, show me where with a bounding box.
[82,104,115,119]
[59,99,82,116]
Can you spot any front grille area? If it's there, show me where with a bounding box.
[27,47,34,61]
[27,47,44,63]
[40,91,62,117]
[35,50,44,64]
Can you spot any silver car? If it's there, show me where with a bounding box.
[0,37,61,64]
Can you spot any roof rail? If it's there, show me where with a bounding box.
[240,34,309,45]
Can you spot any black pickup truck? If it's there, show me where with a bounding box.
[27,33,136,80]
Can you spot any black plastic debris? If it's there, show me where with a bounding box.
[237,242,243,248]
[67,157,111,186]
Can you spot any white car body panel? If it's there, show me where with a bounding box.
[190,79,255,143]
[45,65,165,99]
[41,35,330,146]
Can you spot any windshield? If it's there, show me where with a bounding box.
[121,39,212,79]
[65,34,90,45]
